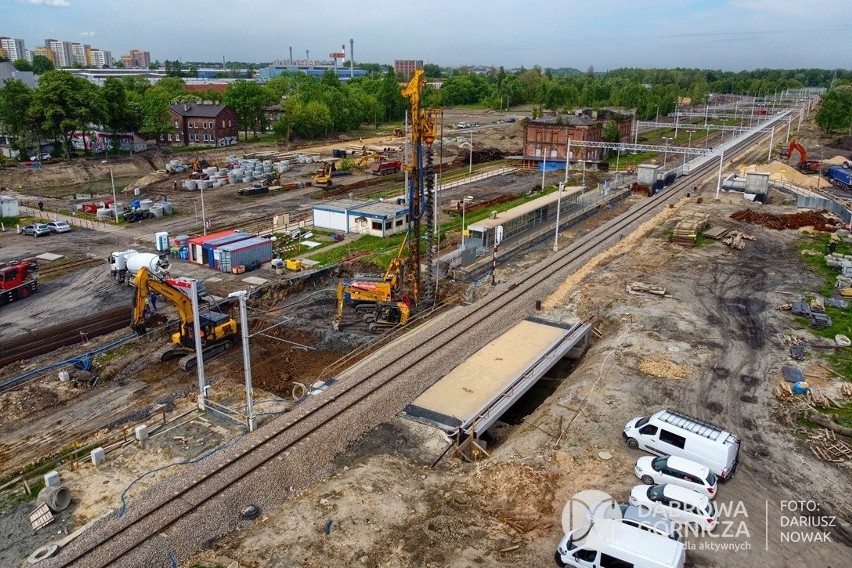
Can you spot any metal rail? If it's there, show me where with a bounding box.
[55,129,769,567]
[0,307,130,374]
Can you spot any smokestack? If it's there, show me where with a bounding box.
[289,46,293,65]
[306,50,309,64]
[349,38,354,79]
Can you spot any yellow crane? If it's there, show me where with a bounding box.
[401,69,440,303]
[332,235,408,331]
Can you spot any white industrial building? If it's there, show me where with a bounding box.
[312,197,409,237]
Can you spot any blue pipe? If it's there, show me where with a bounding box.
[0,335,137,391]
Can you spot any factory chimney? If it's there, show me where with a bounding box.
[289,46,293,65]
[349,38,354,79]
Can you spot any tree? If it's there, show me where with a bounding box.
[29,71,105,157]
[0,79,34,156]
[423,63,442,78]
[224,79,273,138]
[815,85,852,134]
[377,69,405,122]
[31,55,55,74]
[292,100,332,139]
[141,86,175,145]
[273,97,301,141]
[102,78,130,151]
[602,119,620,143]
[13,59,33,72]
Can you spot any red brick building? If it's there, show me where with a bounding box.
[522,111,633,166]
[166,103,239,147]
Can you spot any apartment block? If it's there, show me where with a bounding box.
[45,39,71,67]
[394,59,423,80]
[0,37,27,62]
[121,49,151,69]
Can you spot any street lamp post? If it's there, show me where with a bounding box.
[662,137,673,170]
[468,129,473,175]
[553,181,564,252]
[684,130,695,166]
[715,148,725,200]
[101,160,119,223]
[460,195,473,252]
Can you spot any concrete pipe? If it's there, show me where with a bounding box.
[37,485,72,512]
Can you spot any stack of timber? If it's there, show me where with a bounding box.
[671,213,708,247]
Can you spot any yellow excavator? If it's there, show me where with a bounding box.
[131,267,238,371]
[332,235,409,331]
[354,152,386,171]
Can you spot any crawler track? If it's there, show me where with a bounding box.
[0,306,130,373]
[54,127,775,567]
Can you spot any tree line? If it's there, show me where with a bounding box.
[1,66,850,160]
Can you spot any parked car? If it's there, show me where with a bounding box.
[623,409,741,482]
[618,503,683,541]
[629,484,718,532]
[635,455,718,497]
[456,122,469,129]
[22,223,52,237]
[29,153,51,162]
[582,499,683,542]
[555,519,686,568]
[45,220,72,234]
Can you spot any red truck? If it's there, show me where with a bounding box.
[0,259,39,307]
[370,160,402,176]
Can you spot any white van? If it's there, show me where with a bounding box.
[623,409,740,482]
[555,520,686,568]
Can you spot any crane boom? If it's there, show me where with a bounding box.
[402,69,440,303]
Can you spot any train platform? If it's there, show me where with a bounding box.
[402,317,591,437]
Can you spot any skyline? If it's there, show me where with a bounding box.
[4,0,852,71]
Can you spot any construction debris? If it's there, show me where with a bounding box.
[809,428,852,463]
[730,209,839,231]
[626,282,668,296]
[702,226,731,240]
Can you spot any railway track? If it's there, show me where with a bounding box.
[37,258,104,281]
[51,128,771,567]
[0,306,130,374]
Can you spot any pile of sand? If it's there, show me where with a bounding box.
[745,156,849,190]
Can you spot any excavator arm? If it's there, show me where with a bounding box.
[382,234,408,293]
[784,139,820,173]
[332,281,344,331]
[132,267,197,335]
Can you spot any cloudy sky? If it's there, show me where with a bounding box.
[5,0,851,70]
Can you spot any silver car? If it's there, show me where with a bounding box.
[46,220,72,233]
[22,223,51,237]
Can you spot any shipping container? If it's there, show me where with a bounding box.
[187,230,249,265]
[200,232,254,268]
[218,237,274,273]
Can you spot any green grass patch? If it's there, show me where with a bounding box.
[795,232,850,297]
[694,224,714,248]
[96,345,135,366]
[305,233,407,272]
[606,152,656,168]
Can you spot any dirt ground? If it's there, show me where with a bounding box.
[184,187,852,568]
[2,110,851,567]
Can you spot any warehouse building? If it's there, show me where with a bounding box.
[312,197,409,237]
